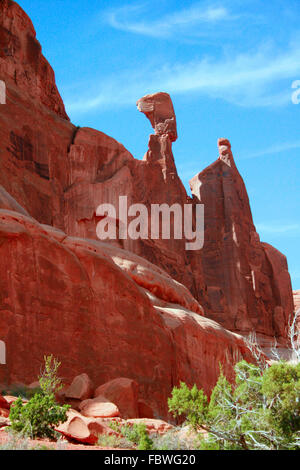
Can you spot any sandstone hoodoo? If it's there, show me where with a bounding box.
[0,0,296,422]
[189,139,294,343]
[137,92,178,143]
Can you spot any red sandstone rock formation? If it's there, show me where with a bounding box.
[137,92,178,142]
[0,0,296,420]
[189,139,294,344]
[0,206,254,419]
[0,0,68,120]
[0,1,74,227]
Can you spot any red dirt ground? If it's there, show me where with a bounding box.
[0,428,130,451]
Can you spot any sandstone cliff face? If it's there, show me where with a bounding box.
[190,139,294,343]
[64,116,199,301]
[0,0,68,119]
[0,0,295,411]
[0,206,253,419]
[0,0,75,228]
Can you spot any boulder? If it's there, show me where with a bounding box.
[94,378,139,419]
[3,396,27,406]
[79,396,120,419]
[0,408,9,418]
[65,374,94,401]
[0,395,9,410]
[56,409,118,444]
[0,417,10,428]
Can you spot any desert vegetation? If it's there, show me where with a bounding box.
[7,355,69,441]
[1,312,299,451]
[168,312,300,450]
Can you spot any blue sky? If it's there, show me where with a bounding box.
[17,0,300,290]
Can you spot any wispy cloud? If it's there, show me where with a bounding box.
[291,270,300,281]
[104,3,234,39]
[65,42,300,114]
[256,223,300,236]
[239,140,300,159]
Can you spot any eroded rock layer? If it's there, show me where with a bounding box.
[0,206,253,419]
[189,139,294,342]
[0,0,295,411]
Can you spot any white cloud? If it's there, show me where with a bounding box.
[105,3,233,38]
[255,223,300,236]
[65,43,300,114]
[239,140,300,160]
[291,270,300,281]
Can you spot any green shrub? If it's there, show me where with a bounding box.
[38,355,64,396]
[9,392,69,440]
[97,433,133,449]
[137,429,153,450]
[9,355,70,440]
[261,361,300,438]
[109,421,154,450]
[168,360,300,450]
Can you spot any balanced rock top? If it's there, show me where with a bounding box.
[137,92,178,142]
